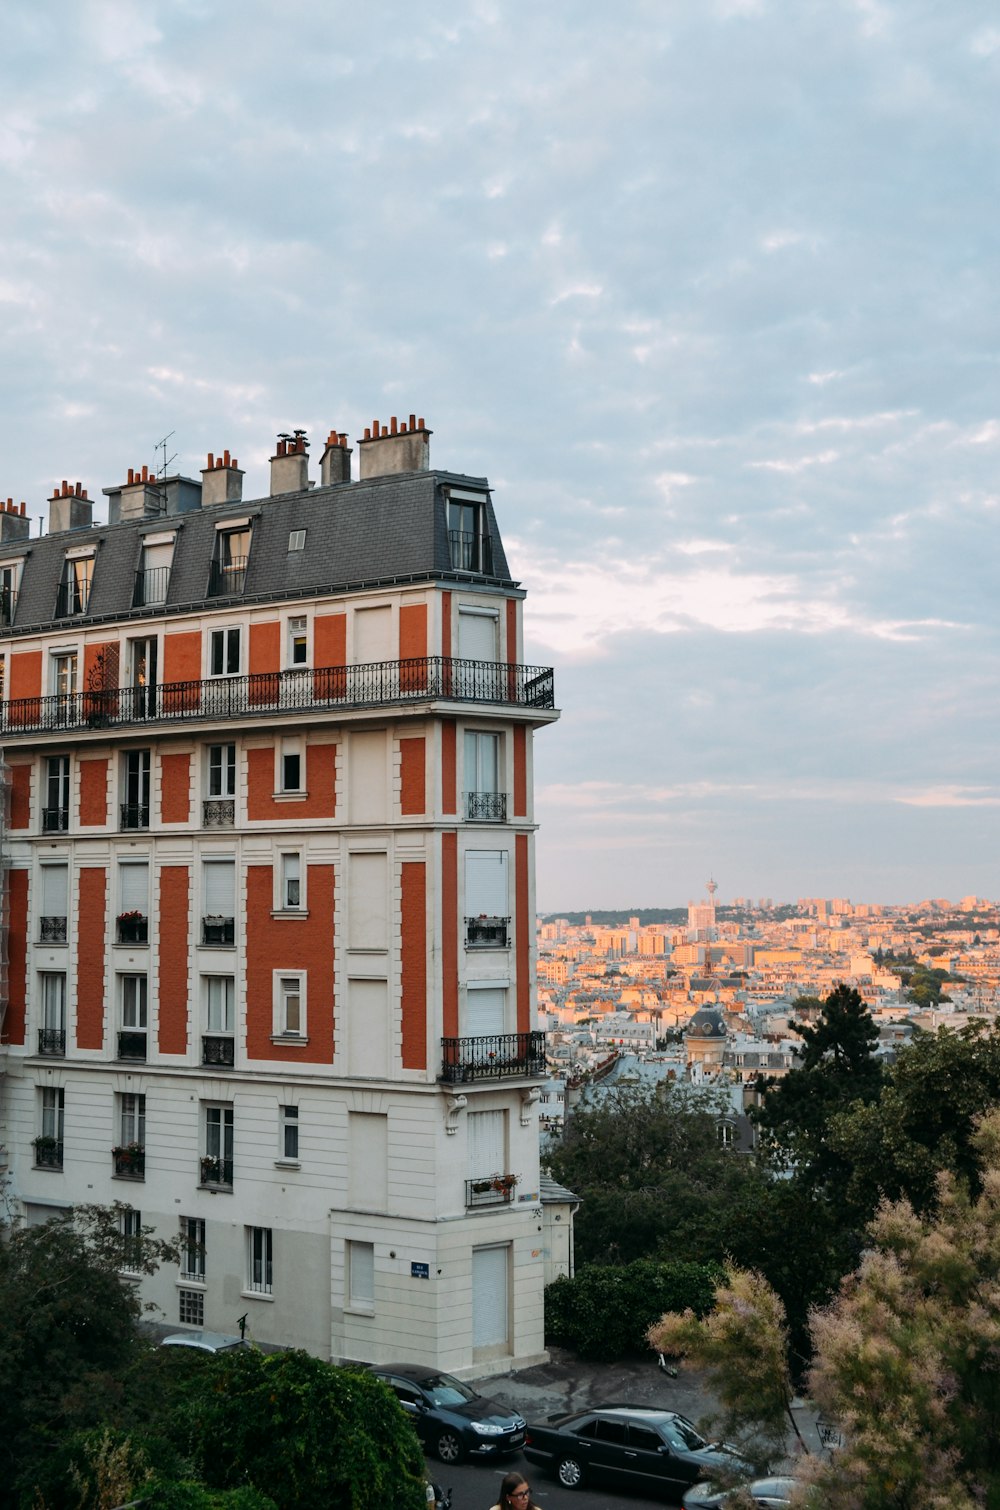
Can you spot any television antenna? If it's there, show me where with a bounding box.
[154,431,177,481]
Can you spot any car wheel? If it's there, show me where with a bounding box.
[435,1430,466,1466]
[556,1456,586,1489]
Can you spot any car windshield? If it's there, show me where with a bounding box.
[423,1373,477,1407]
[661,1416,707,1451]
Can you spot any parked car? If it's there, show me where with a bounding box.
[364,1363,526,1465]
[160,1330,251,1353]
[523,1404,752,1497]
[683,1477,800,1508]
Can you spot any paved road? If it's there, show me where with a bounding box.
[427,1453,683,1510]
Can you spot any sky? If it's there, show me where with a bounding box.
[1,0,998,911]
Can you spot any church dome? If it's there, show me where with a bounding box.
[685,1007,727,1040]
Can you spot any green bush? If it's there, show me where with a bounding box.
[545,1258,724,1361]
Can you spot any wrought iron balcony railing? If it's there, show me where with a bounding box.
[0,587,17,627]
[439,1030,546,1085]
[199,1154,234,1187]
[0,657,555,738]
[39,915,67,943]
[116,915,148,944]
[448,529,494,575]
[202,1034,235,1068]
[56,578,91,618]
[202,916,235,946]
[33,1138,64,1169]
[202,798,235,828]
[465,916,510,949]
[117,1030,147,1061]
[465,790,507,822]
[41,805,69,832]
[37,1028,66,1057]
[466,1173,519,1209]
[132,566,171,607]
[112,1145,145,1178]
[208,558,248,597]
[120,802,149,830]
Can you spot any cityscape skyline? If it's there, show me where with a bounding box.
[2,3,998,909]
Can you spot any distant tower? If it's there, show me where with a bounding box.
[687,877,718,942]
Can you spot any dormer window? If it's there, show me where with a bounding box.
[57,552,94,617]
[134,534,174,607]
[0,560,21,627]
[448,494,492,575]
[209,524,251,597]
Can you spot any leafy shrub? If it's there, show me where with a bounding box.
[545,1258,724,1361]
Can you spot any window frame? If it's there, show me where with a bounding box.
[180,1215,206,1282]
[207,742,237,797]
[119,1091,146,1147]
[204,975,235,1034]
[246,1225,273,1296]
[273,971,306,1040]
[209,626,242,678]
[286,615,309,668]
[119,973,148,1029]
[278,852,304,912]
[347,1239,375,1312]
[280,1104,299,1162]
[278,738,304,794]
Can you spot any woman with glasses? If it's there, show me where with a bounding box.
[489,1471,540,1510]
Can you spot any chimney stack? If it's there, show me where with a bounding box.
[358,414,431,480]
[269,430,310,496]
[118,465,164,522]
[0,497,30,543]
[47,480,94,534]
[319,429,352,487]
[201,449,245,507]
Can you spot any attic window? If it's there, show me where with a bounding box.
[288,530,306,552]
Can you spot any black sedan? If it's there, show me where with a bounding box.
[365,1363,526,1466]
[523,1404,751,1499]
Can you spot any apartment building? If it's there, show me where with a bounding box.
[0,417,558,1376]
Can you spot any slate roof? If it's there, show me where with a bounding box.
[0,469,516,635]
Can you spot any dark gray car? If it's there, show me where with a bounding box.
[365,1363,525,1465]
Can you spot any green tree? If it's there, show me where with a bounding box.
[180,1350,427,1510]
[0,1203,177,1505]
[752,984,884,1188]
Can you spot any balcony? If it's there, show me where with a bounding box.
[132,566,171,607]
[208,558,247,597]
[37,1028,66,1057]
[33,1137,64,1170]
[448,530,494,575]
[466,1173,519,1210]
[202,916,235,947]
[199,1154,234,1188]
[112,1144,145,1179]
[116,914,148,945]
[41,805,69,833]
[117,1030,147,1062]
[465,916,510,949]
[39,915,67,944]
[119,803,149,830]
[439,1030,546,1085]
[465,790,507,822]
[0,657,556,739]
[202,1034,235,1068]
[0,587,17,627]
[202,798,235,828]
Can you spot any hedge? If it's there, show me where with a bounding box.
[545,1257,724,1361]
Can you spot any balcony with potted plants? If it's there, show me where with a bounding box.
[199,1155,234,1189]
[439,1030,546,1084]
[465,915,510,949]
[465,1172,519,1209]
[33,1135,63,1170]
[201,915,235,946]
[116,911,148,945]
[112,1142,145,1180]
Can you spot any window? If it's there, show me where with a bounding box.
[51,651,77,700]
[209,627,241,677]
[179,1289,204,1325]
[448,496,492,574]
[464,731,504,821]
[38,972,66,1056]
[180,1215,206,1280]
[287,529,306,552]
[210,527,251,596]
[117,862,149,941]
[208,744,236,796]
[280,741,302,793]
[136,539,173,606]
[119,1091,146,1147]
[0,560,19,625]
[464,849,510,948]
[280,1105,299,1161]
[202,859,236,945]
[347,1240,374,1310]
[205,977,235,1033]
[280,853,302,910]
[37,1086,65,1168]
[58,554,94,616]
[202,1104,234,1186]
[287,616,308,666]
[247,1226,273,1295]
[120,1208,143,1273]
[120,975,148,1029]
[121,750,150,829]
[275,974,304,1038]
[43,755,70,832]
[39,864,68,943]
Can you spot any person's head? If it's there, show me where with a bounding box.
[498,1472,533,1509]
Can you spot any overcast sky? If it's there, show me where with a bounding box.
[2,0,998,910]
